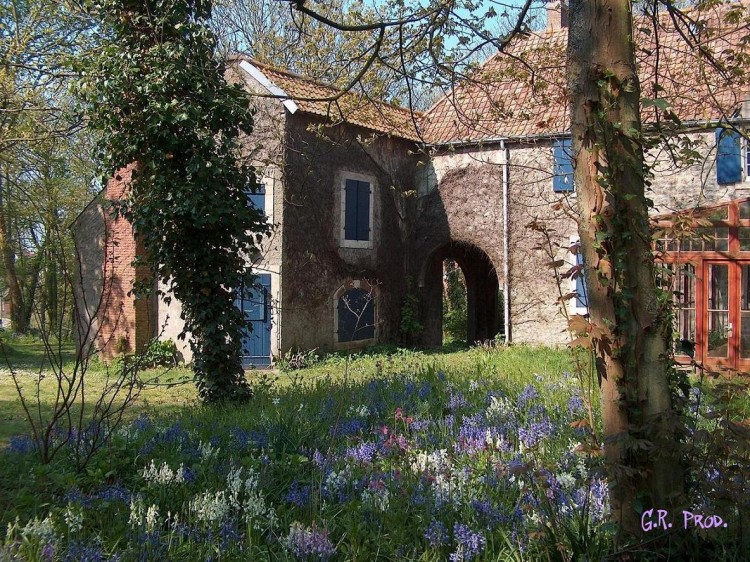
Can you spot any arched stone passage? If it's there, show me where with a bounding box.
[419,241,501,346]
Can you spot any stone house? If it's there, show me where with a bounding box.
[76,3,750,371]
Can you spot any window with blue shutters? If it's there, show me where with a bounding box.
[553,138,574,193]
[340,174,374,249]
[716,127,743,185]
[337,288,376,342]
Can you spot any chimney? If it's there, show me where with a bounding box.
[547,1,569,31]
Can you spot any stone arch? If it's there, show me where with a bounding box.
[418,240,501,346]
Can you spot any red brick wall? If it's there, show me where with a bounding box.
[97,164,155,358]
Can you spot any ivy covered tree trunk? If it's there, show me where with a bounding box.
[83,0,270,402]
[567,0,683,535]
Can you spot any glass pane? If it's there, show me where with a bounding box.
[715,228,728,251]
[742,266,750,359]
[740,201,750,219]
[707,264,729,358]
[740,228,750,251]
[700,206,729,221]
[673,264,696,355]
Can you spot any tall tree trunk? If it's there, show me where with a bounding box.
[0,169,27,333]
[567,0,683,536]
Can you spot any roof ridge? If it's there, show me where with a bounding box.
[232,53,421,117]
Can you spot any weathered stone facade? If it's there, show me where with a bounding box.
[76,19,750,364]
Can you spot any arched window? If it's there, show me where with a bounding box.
[337,287,375,342]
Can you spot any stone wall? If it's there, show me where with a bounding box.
[280,114,418,352]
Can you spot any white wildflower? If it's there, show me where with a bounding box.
[557,472,577,489]
[21,516,56,543]
[145,504,159,533]
[63,504,83,534]
[190,490,230,524]
[129,497,144,528]
[361,486,390,512]
[410,449,449,474]
[198,440,220,460]
[347,404,369,418]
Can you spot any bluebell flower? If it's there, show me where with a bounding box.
[519,416,554,448]
[567,394,585,415]
[517,384,539,409]
[346,441,378,464]
[132,413,151,432]
[424,519,448,547]
[285,481,312,507]
[6,434,35,454]
[449,391,467,411]
[97,485,131,504]
[418,381,431,400]
[283,522,335,561]
[63,540,104,562]
[450,523,485,561]
[331,418,366,438]
[64,486,92,507]
[250,430,268,450]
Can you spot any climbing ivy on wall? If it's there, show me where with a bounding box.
[80,0,269,402]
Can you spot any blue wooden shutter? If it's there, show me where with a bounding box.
[553,138,574,192]
[716,128,742,185]
[247,184,266,213]
[575,248,588,308]
[356,181,371,241]
[344,179,358,240]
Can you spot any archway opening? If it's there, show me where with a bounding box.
[443,259,468,345]
[421,241,503,347]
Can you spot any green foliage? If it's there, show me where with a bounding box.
[399,277,423,341]
[140,339,180,368]
[80,0,270,402]
[443,260,467,344]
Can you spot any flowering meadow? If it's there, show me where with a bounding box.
[1,346,748,560]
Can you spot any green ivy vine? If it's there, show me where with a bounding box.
[79,0,270,402]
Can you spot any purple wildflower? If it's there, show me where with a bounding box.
[285,481,312,507]
[450,523,485,561]
[346,441,379,463]
[449,391,467,411]
[312,449,326,468]
[567,394,585,415]
[7,435,35,454]
[283,522,335,560]
[418,381,431,400]
[97,485,131,504]
[64,486,92,507]
[42,543,54,562]
[424,519,448,547]
[519,416,554,448]
[517,384,539,409]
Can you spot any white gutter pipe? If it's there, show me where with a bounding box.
[502,140,511,344]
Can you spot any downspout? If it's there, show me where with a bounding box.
[502,140,511,344]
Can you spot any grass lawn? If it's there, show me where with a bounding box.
[0,340,748,560]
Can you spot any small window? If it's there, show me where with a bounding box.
[716,127,743,185]
[553,138,574,193]
[246,183,266,214]
[745,136,750,180]
[340,174,374,249]
[337,288,375,342]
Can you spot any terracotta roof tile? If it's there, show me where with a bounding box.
[232,55,423,141]
[421,2,750,144]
